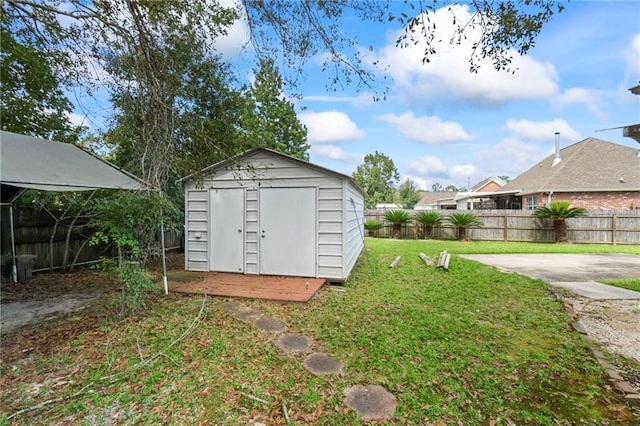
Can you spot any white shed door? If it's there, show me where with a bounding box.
[210,188,244,273]
[259,187,316,277]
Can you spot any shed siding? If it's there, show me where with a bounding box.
[245,189,259,274]
[185,188,209,271]
[343,181,365,279]
[183,149,365,281]
[318,186,345,280]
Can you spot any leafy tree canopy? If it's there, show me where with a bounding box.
[353,151,399,209]
[241,58,309,160]
[0,18,82,141]
[396,178,421,209]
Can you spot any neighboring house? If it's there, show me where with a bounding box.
[414,191,458,210]
[375,203,402,210]
[179,147,365,282]
[495,137,640,210]
[413,177,507,210]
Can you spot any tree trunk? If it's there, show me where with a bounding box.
[392,224,401,239]
[424,225,433,240]
[553,219,568,242]
[458,226,467,241]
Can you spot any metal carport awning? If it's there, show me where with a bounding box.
[0,131,168,293]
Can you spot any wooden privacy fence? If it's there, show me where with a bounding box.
[0,207,182,276]
[365,209,640,245]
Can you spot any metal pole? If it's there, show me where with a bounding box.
[160,219,168,295]
[9,204,17,283]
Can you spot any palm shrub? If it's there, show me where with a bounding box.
[364,219,383,237]
[533,200,587,242]
[414,211,444,239]
[384,209,412,239]
[446,212,483,241]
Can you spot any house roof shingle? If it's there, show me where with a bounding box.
[500,137,640,194]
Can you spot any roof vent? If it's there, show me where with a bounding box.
[551,132,561,167]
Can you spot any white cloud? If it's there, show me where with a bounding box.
[506,118,581,141]
[450,165,476,182]
[378,112,471,144]
[553,88,606,119]
[625,33,640,77]
[475,138,546,178]
[371,4,558,104]
[309,144,354,161]
[65,112,88,128]
[405,156,448,176]
[212,0,251,57]
[401,175,430,191]
[299,111,365,143]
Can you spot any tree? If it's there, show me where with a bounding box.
[498,175,511,183]
[384,209,412,239]
[446,212,483,241]
[353,151,399,209]
[432,182,444,192]
[5,0,564,186]
[243,0,565,90]
[445,185,461,192]
[241,58,309,160]
[414,211,444,239]
[397,179,421,209]
[533,200,587,243]
[0,18,82,141]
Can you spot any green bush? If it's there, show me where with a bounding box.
[384,209,412,239]
[414,211,444,239]
[364,219,383,236]
[446,212,483,241]
[117,262,156,318]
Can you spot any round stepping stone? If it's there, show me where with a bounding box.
[303,353,343,375]
[255,317,286,333]
[231,308,262,322]
[344,384,397,421]
[274,333,312,353]
[217,300,245,312]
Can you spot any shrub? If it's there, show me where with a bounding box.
[384,209,412,239]
[446,212,483,241]
[414,211,444,239]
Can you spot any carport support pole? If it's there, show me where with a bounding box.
[160,219,168,295]
[10,204,17,283]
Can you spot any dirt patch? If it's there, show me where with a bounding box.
[0,253,190,366]
[560,292,640,392]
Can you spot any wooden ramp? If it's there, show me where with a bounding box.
[169,272,326,302]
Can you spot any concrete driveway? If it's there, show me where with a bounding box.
[460,254,640,300]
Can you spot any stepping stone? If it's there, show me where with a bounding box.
[217,300,245,312]
[231,308,262,322]
[275,333,312,353]
[344,384,396,421]
[304,353,343,375]
[255,317,286,333]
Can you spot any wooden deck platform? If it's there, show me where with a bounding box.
[169,272,326,302]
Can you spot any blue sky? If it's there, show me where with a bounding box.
[70,1,640,190]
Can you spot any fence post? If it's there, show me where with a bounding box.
[612,214,617,245]
[503,214,508,241]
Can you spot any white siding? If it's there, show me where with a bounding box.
[343,181,365,280]
[318,186,345,280]
[183,149,365,280]
[245,189,259,274]
[185,188,209,271]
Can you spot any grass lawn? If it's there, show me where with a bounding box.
[1,240,639,424]
[600,278,640,293]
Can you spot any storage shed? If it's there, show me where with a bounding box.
[179,148,365,282]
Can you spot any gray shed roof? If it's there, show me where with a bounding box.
[178,147,364,195]
[0,131,151,193]
[500,137,640,195]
